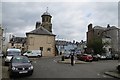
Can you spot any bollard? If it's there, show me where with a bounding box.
[61,56,65,61]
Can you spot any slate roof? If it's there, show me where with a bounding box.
[10,37,27,43]
[26,27,55,36]
[93,26,106,30]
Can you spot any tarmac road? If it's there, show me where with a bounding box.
[2,56,119,79]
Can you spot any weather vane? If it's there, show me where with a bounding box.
[46,7,48,12]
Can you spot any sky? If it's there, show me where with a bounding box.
[1,0,119,42]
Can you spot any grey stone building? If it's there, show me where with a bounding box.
[87,24,120,53]
[101,26,119,52]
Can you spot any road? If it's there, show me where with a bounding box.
[2,56,119,79]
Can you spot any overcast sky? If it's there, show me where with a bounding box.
[1,0,119,42]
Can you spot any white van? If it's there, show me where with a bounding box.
[5,48,21,65]
[23,50,42,57]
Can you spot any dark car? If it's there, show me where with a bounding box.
[92,55,99,61]
[117,63,120,73]
[8,56,33,77]
[77,54,93,62]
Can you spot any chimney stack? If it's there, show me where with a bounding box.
[36,21,41,29]
[88,23,92,31]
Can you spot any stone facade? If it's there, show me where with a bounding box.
[26,11,56,57]
[8,37,27,53]
[87,23,119,53]
[8,11,56,57]
[41,11,52,32]
[26,34,55,56]
[102,26,119,52]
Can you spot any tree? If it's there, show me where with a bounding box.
[87,37,104,55]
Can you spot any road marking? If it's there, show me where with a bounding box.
[53,60,57,63]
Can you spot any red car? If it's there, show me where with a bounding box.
[77,54,93,62]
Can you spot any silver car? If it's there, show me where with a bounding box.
[5,48,21,66]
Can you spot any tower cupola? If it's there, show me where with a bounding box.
[41,7,52,32]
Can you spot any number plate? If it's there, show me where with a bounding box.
[19,71,28,74]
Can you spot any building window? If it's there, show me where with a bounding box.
[42,17,45,22]
[40,47,43,51]
[47,48,51,52]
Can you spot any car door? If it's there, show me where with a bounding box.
[32,51,38,57]
[26,51,32,57]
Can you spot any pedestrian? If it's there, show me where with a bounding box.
[71,53,74,66]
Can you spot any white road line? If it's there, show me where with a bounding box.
[53,60,57,63]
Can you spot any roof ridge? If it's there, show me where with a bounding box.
[26,26,55,36]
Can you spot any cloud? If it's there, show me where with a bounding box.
[2,2,118,42]
[1,0,119,2]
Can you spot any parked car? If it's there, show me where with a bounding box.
[8,56,33,77]
[77,54,93,62]
[106,53,112,60]
[116,63,120,73]
[99,54,107,60]
[92,54,99,61]
[63,53,71,59]
[23,50,42,57]
[112,54,119,60]
[5,48,21,66]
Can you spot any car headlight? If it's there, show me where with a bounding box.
[12,66,18,70]
[29,66,33,70]
[12,67,15,70]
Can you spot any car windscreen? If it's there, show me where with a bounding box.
[7,51,21,56]
[12,57,30,63]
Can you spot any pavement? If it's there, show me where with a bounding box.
[57,59,90,64]
[58,58,120,79]
[104,71,120,79]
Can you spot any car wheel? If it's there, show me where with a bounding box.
[29,72,33,75]
[29,70,33,75]
[25,55,28,57]
[4,62,8,66]
[38,55,41,57]
[84,59,87,62]
[90,60,92,62]
[9,71,13,78]
[117,65,120,72]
